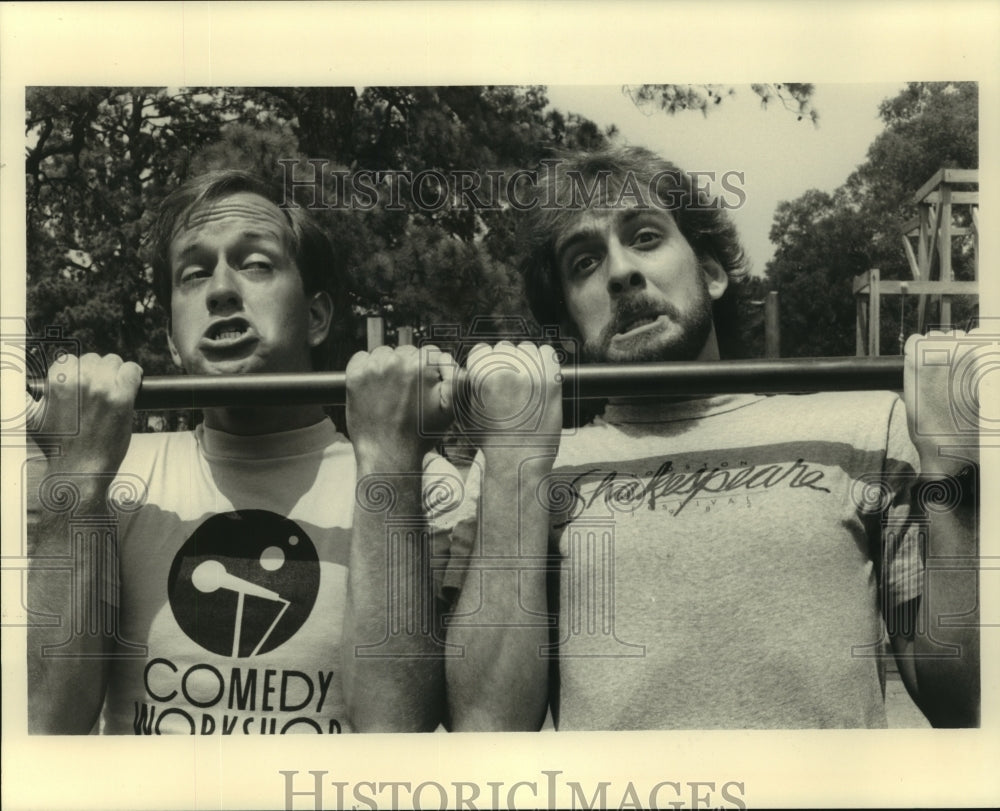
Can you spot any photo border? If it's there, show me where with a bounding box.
[2,2,998,809]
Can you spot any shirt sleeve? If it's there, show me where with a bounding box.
[881,395,923,609]
[422,450,478,597]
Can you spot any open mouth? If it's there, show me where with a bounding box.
[204,319,253,346]
[616,313,665,338]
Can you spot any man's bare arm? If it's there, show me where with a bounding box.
[890,492,978,727]
[891,330,980,727]
[446,343,561,731]
[447,451,553,731]
[342,345,451,731]
[27,353,141,733]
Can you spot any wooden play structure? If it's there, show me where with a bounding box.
[853,169,979,356]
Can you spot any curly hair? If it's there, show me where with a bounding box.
[519,145,749,359]
[147,169,354,371]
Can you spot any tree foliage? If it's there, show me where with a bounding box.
[759,82,978,357]
[29,81,968,387]
[26,87,234,373]
[627,83,818,123]
[25,86,614,378]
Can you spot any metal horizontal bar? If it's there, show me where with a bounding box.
[569,357,904,399]
[29,357,906,410]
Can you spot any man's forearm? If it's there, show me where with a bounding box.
[27,485,115,734]
[447,452,552,731]
[912,484,979,727]
[343,458,445,732]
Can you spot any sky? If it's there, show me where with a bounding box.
[544,83,907,277]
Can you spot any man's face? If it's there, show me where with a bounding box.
[555,205,728,363]
[166,192,331,376]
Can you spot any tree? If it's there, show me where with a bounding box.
[26,88,235,374]
[25,86,615,383]
[758,82,978,357]
[627,83,818,123]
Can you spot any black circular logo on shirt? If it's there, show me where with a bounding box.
[167,510,320,657]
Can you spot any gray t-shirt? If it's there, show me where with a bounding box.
[459,391,921,729]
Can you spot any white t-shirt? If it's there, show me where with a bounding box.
[99,419,464,735]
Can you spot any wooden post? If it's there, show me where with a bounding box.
[868,268,880,357]
[938,183,952,328]
[971,206,979,278]
[856,295,866,357]
[917,207,930,333]
[764,291,780,358]
[397,326,414,346]
[366,316,385,350]
[854,270,870,357]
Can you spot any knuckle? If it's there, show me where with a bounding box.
[48,352,78,378]
[349,350,373,367]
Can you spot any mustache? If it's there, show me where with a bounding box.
[608,296,682,335]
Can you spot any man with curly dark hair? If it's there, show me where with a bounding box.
[446,145,979,732]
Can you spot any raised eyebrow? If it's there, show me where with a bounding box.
[172,230,283,262]
[555,228,601,263]
[618,208,671,232]
[169,242,200,273]
[238,229,283,243]
[231,229,286,251]
[618,209,646,227]
[556,210,662,259]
